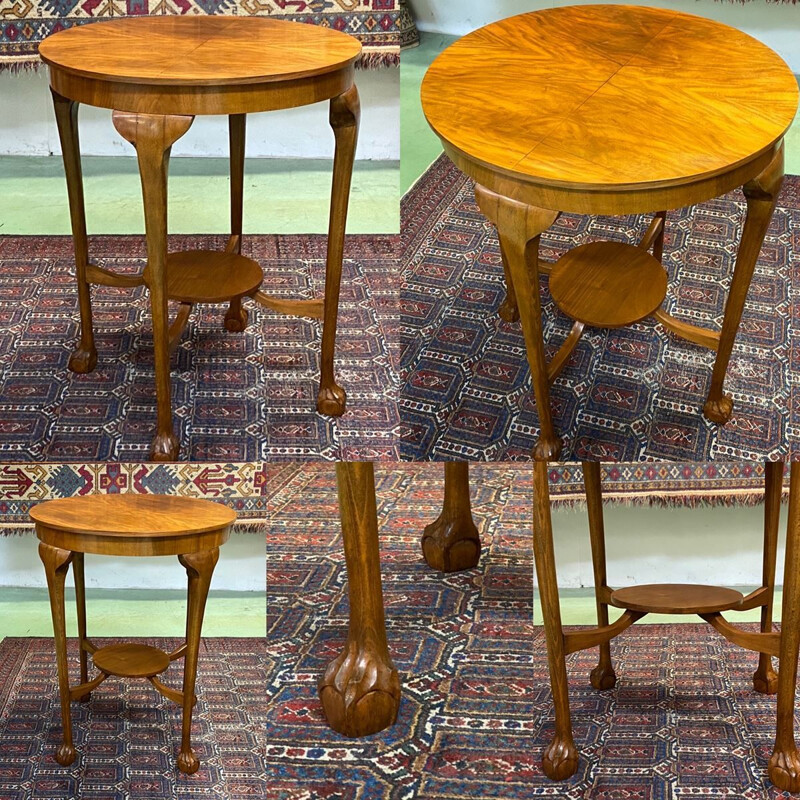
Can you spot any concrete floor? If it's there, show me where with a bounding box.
[0,156,399,235]
[402,32,800,191]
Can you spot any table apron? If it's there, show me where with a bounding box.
[35,525,231,557]
[445,140,781,216]
[48,65,354,116]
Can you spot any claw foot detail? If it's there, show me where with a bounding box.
[148,432,180,462]
[317,383,346,417]
[542,735,579,781]
[703,394,733,424]
[590,663,617,691]
[533,435,562,462]
[177,749,200,775]
[769,747,800,792]
[498,296,520,323]
[753,661,779,695]
[68,345,97,374]
[421,518,480,573]
[318,643,400,738]
[55,743,77,766]
[224,304,248,333]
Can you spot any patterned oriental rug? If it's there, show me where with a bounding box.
[400,156,800,463]
[0,637,266,800]
[0,234,399,462]
[0,0,418,72]
[267,463,796,800]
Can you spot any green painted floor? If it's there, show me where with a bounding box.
[401,32,800,192]
[1,586,777,645]
[0,157,399,236]
[0,587,264,641]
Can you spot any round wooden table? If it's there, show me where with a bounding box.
[39,17,362,460]
[421,5,799,461]
[31,494,236,773]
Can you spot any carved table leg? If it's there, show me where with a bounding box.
[754,461,783,694]
[475,186,560,460]
[317,85,359,417]
[421,462,481,572]
[52,91,97,374]
[497,238,520,322]
[112,111,194,461]
[319,462,401,736]
[704,145,784,424]
[769,462,800,792]
[39,542,76,766]
[177,547,219,774]
[583,461,616,690]
[225,113,248,332]
[72,552,91,702]
[533,461,579,780]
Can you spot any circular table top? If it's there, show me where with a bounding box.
[38,16,362,87]
[421,5,798,194]
[31,494,237,538]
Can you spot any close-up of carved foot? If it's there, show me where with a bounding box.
[317,383,346,417]
[542,735,579,781]
[68,345,97,374]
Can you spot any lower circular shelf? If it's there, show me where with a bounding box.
[549,241,667,328]
[166,250,263,303]
[93,643,171,678]
[610,583,744,615]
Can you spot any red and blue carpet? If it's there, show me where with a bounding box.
[0,234,398,462]
[0,637,266,800]
[401,156,800,462]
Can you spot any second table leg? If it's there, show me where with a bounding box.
[112,111,194,461]
[225,113,248,332]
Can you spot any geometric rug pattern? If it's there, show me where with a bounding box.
[0,0,419,72]
[0,233,398,462]
[0,637,267,800]
[400,156,800,462]
[267,463,796,799]
[0,462,268,529]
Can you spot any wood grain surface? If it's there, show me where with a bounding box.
[39,17,362,86]
[422,5,797,194]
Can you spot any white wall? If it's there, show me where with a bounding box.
[0,532,264,592]
[547,503,780,589]
[409,0,800,73]
[0,66,398,160]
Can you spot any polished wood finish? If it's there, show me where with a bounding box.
[531,460,800,790]
[422,7,797,459]
[43,17,362,458]
[319,463,401,737]
[166,250,263,304]
[421,462,481,573]
[422,6,797,214]
[34,494,232,773]
[39,17,361,116]
[610,583,744,615]
[549,242,668,328]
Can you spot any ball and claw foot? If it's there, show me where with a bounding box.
[703,394,733,425]
[55,743,77,766]
[68,345,97,374]
[421,519,481,573]
[753,662,779,695]
[590,663,617,691]
[769,747,800,792]
[148,432,180,462]
[533,435,562,462]
[177,749,200,775]
[498,295,520,323]
[224,303,248,333]
[317,383,346,417]
[318,646,400,738]
[542,735,579,781]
